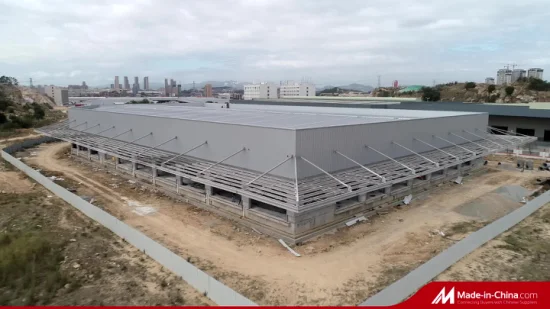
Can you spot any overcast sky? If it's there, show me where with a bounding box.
[1,0,549,87]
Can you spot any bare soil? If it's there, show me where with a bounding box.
[22,142,549,305]
[0,147,211,306]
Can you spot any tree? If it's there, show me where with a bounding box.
[505,86,515,96]
[488,84,496,93]
[32,104,45,119]
[527,78,550,91]
[421,87,441,101]
[0,76,18,86]
[465,82,476,89]
[0,112,6,124]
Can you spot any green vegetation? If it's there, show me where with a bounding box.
[421,87,441,101]
[0,76,18,86]
[487,84,496,93]
[127,99,150,104]
[318,87,347,95]
[527,78,550,91]
[464,82,476,89]
[505,86,515,96]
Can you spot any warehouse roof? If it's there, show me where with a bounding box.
[84,104,480,130]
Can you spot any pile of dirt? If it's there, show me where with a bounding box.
[453,185,531,221]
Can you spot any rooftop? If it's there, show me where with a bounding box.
[83,104,480,130]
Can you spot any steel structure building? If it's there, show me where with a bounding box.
[37,105,535,242]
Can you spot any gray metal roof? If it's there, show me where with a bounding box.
[85,104,478,130]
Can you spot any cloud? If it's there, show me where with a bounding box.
[0,0,549,87]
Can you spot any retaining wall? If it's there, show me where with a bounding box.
[1,139,256,306]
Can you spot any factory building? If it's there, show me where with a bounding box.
[243,83,279,100]
[44,85,69,106]
[38,104,534,242]
[280,82,316,98]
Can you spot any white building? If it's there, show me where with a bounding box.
[243,83,279,100]
[485,77,495,85]
[44,85,68,106]
[528,68,544,80]
[279,82,316,98]
[497,69,512,85]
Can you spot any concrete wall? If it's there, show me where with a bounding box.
[295,113,488,178]
[1,142,256,306]
[69,108,297,179]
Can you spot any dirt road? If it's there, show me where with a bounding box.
[25,142,547,305]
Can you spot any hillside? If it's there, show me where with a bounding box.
[0,76,66,138]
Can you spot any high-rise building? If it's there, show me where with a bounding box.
[134,76,140,91]
[177,84,182,96]
[144,77,149,90]
[485,77,495,85]
[164,79,169,96]
[170,79,177,96]
[280,82,315,98]
[110,84,114,89]
[204,84,213,97]
[124,76,130,90]
[44,85,69,106]
[114,76,119,90]
[82,81,88,90]
[244,83,279,100]
[511,69,526,83]
[496,69,512,85]
[528,68,544,80]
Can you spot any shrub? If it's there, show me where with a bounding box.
[465,82,476,89]
[505,86,515,96]
[421,87,441,101]
[488,84,496,93]
[0,112,6,124]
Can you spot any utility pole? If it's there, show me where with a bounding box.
[29,78,33,88]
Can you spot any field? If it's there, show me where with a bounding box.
[16,141,548,305]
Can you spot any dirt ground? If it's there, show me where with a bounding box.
[0,143,211,305]
[437,202,550,282]
[21,142,550,305]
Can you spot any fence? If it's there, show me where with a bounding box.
[2,139,256,306]
[360,189,550,306]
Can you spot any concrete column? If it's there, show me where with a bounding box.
[407,179,414,187]
[443,168,449,176]
[152,167,157,185]
[76,145,79,156]
[87,148,92,160]
[131,155,137,177]
[358,193,367,203]
[99,152,106,164]
[384,186,391,195]
[242,196,250,217]
[205,185,213,197]
[176,175,181,193]
[425,173,432,181]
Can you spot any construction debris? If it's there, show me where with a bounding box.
[454,176,463,184]
[345,216,367,227]
[403,194,413,205]
[278,239,301,257]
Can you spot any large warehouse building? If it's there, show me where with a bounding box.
[38,104,535,243]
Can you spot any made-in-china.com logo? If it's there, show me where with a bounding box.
[432,287,455,305]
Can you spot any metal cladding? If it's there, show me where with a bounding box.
[37,105,536,214]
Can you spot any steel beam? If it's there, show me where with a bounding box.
[392,141,439,167]
[198,147,246,175]
[487,126,526,142]
[246,155,294,186]
[299,156,352,192]
[334,150,386,182]
[294,156,300,202]
[365,145,416,174]
[413,138,459,161]
[161,141,207,165]
[94,126,116,136]
[433,135,477,155]
[475,129,516,146]
[98,129,132,146]
[135,136,177,158]
[463,130,504,149]
[449,132,492,151]
[69,121,88,130]
[113,132,152,152]
[80,123,100,133]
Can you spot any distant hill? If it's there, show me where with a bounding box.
[318,83,374,92]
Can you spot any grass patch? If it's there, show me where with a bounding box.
[445,220,485,237]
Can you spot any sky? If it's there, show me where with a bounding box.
[1,0,550,87]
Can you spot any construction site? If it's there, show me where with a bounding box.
[8,103,548,305]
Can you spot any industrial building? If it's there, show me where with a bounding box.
[280,82,316,98]
[243,83,279,100]
[37,104,534,242]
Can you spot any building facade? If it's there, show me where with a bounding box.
[114,76,120,90]
[512,69,526,83]
[44,85,68,106]
[134,77,140,91]
[485,77,495,85]
[496,69,512,85]
[144,77,149,90]
[528,68,544,80]
[123,76,130,90]
[204,84,213,97]
[243,83,279,100]
[280,82,316,98]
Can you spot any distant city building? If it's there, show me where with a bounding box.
[279,82,315,98]
[204,84,213,97]
[44,85,68,106]
[393,80,399,88]
[177,84,182,96]
[244,83,279,100]
[82,81,88,90]
[217,93,231,100]
[164,79,169,96]
[124,76,130,90]
[528,68,544,80]
[144,77,149,90]
[110,84,114,89]
[496,69,512,85]
[170,79,177,96]
[132,83,139,96]
[114,76,120,90]
[512,69,526,83]
[485,77,495,85]
[134,76,140,91]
